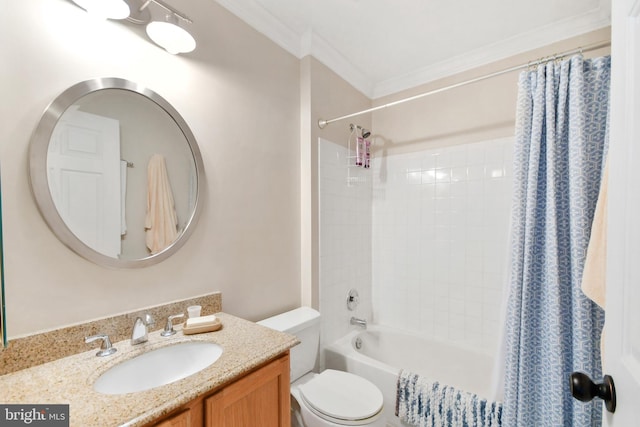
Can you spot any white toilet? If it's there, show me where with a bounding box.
[257,307,385,427]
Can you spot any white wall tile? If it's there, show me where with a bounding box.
[319,139,373,365]
[319,136,514,359]
[371,137,513,355]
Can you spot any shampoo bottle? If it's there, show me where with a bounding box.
[356,136,364,167]
[364,139,371,168]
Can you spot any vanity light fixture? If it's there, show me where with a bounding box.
[138,0,196,54]
[146,12,196,54]
[69,0,196,54]
[71,0,131,20]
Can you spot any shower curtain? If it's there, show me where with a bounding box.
[503,55,610,426]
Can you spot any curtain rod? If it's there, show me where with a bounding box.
[317,40,611,129]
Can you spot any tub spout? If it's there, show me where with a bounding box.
[350,316,367,329]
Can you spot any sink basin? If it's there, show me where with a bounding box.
[93,341,223,395]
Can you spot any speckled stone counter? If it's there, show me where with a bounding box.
[0,292,223,375]
[0,313,298,427]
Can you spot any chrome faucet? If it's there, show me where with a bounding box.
[131,313,155,345]
[350,316,367,329]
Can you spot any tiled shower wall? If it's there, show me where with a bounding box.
[319,136,513,356]
[318,138,373,352]
[371,137,514,353]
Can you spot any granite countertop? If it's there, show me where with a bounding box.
[0,313,298,427]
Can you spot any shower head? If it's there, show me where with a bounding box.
[356,125,371,138]
[349,124,371,139]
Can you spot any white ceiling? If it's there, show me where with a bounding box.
[214,0,611,99]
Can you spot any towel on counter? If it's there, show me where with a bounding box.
[581,159,609,309]
[396,369,502,427]
[145,154,178,254]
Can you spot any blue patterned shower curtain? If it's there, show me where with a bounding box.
[503,55,610,426]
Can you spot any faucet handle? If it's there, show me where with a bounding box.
[85,334,117,357]
[161,313,185,337]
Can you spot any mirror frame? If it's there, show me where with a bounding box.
[0,168,6,347]
[28,77,205,268]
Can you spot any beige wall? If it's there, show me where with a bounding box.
[300,57,371,309]
[1,1,611,339]
[1,0,302,336]
[372,27,611,156]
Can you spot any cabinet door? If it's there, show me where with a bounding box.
[206,353,290,427]
[154,408,192,427]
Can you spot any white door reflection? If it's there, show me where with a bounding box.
[47,108,122,257]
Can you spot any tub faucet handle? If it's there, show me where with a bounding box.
[346,289,360,311]
[161,313,185,337]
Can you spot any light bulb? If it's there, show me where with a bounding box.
[146,15,196,54]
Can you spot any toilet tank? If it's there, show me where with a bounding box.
[257,307,320,382]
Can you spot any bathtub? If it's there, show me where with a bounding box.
[324,325,495,427]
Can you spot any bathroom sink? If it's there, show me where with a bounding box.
[93,341,223,395]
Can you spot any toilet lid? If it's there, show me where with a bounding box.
[299,370,383,422]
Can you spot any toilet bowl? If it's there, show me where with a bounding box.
[257,307,386,427]
[291,370,385,427]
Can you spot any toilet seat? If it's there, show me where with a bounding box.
[298,370,383,426]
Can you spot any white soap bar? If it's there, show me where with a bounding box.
[186,314,217,327]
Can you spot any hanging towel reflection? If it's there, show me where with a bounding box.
[145,154,178,254]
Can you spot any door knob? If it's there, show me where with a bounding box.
[570,372,616,413]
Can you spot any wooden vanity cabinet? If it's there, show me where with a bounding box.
[205,350,290,427]
[154,408,193,427]
[148,352,290,427]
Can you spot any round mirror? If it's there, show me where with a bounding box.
[29,78,205,268]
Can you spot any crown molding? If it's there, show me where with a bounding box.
[215,0,611,99]
[371,3,611,98]
[215,0,375,96]
[215,0,304,57]
[305,30,374,97]
[371,1,611,99]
